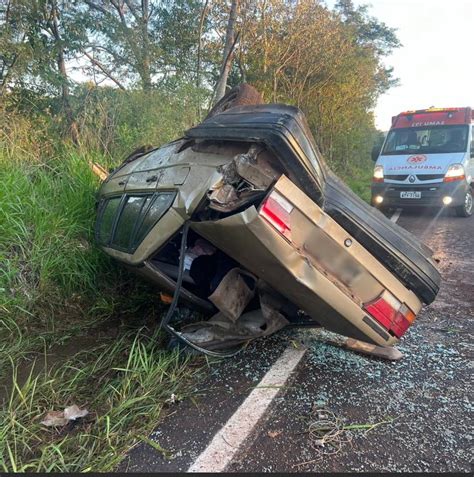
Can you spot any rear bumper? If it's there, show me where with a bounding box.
[371,180,469,208]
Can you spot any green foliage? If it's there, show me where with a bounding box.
[0,150,104,313]
[73,85,207,158]
[344,165,374,204]
[240,0,399,172]
[0,0,86,95]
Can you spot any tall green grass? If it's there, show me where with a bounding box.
[1,152,104,311]
[0,150,113,367]
[0,95,205,470]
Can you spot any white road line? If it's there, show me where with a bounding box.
[187,345,306,473]
[390,208,402,223]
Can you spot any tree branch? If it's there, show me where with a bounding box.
[82,49,126,90]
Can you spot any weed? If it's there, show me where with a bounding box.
[0,328,200,472]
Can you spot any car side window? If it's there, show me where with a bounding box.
[96,197,121,245]
[134,193,176,245]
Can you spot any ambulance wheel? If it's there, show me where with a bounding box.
[455,189,473,217]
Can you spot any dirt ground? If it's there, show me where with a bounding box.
[121,208,473,473]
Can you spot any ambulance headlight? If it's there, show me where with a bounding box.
[443,164,465,183]
[373,166,384,183]
[374,195,384,204]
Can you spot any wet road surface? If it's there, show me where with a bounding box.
[121,208,473,473]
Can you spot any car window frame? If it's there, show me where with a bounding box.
[96,191,176,253]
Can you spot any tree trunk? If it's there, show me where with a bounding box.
[196,0,210,118]
[196,0,209,90]
[214,0,238,103]
[141,0,152,91]
[50,0,79,143]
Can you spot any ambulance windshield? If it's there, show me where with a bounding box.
[382,125,469,155]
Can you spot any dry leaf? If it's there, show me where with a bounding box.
[267,430,282,438]
[64,405,88,420]
[41,411,69,427]
[40,405,88,427]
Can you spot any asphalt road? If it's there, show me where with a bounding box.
[120,207,473,473]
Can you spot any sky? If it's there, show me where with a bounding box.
[327,0,474,130]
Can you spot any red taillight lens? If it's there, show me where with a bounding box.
[364,292,416,338]
[259,192,293,240]
[364,295,398,328]
[390,312,410,337]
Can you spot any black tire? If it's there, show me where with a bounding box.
[455,189,473,217]
[205,83,263,120]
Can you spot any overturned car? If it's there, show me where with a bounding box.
[95,87,441,356]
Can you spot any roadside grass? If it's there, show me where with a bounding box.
[345,167,373,203]
[0,147,203,471]
[0,328,200,472]
[0,149,109,366]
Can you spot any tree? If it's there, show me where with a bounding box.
[214,0,239,102]
[0,0,83,141]
[82,0,161,91]
[239,0,400,171]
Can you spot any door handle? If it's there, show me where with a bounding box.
[146,175,158,183]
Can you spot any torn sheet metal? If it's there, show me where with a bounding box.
[235,147,281,190]
[208,268,256,322]
[180,283,289,351]
[207,145,281,213]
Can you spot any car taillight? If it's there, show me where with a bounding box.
[364,291,416,338]
[444,164,465,183]
[259,191,293,240]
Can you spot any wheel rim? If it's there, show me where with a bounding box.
[465,190,473,214]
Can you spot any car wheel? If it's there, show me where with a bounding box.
[205,83,263,120]
[455,189,473,217]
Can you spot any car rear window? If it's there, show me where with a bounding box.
[96,192,175,252]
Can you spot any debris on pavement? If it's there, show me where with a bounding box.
[343,338,404,361]
[303,407,352,460]
[296,405,394,468]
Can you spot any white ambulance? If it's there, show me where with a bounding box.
[371,107,474,217]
